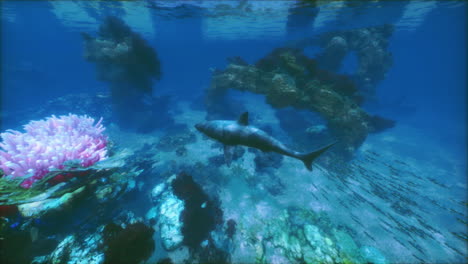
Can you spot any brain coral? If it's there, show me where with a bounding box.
[0,114,107,188]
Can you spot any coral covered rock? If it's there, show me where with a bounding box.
[82,16,162,132]
[158,193,185,250]
[103,222,155,264]
[146,172,224,252]
[208,48,392,158]
[147,175,185,251]
[171,172,224,249]
[315,25,394,97]
[43,212,152,264]
[82,16,161,92]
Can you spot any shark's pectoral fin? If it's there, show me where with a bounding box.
[224,145,234,166]
[237,112,249,126]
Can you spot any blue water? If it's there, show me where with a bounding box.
[1,1,466,264]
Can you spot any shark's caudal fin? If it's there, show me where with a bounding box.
[300,142,336,171]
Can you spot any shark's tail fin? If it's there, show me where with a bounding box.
[301,142,336,171]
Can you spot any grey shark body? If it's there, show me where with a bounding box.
[195,112,334,170]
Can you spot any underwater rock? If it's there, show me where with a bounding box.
[45,211,148,264]
[82,16,161,93]
[47,233,104,264]
[227,56,249,66]
[225,219,237,239]
[148,173,225,253]
[205,63,254,120]
[82,16,162,132]
[102,222,155,264]
[156,258,174,264]
[208,47,391,158]
[315,24,394,97]
[315,36,348,72]
[195,239,230,264]
[368,114,396,133]
[151,180,169,202]
[332,229,365,263]
[0,220,58,264]
[147,175,185,251]
[93,170,140,204]
[171,172,224,249]
[159,193,185,250]
[228,206,383,264]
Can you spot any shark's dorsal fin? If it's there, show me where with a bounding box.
[238,112,249,126]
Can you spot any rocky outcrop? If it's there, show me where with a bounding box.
[316,25,394,98]
[208,48,394,158]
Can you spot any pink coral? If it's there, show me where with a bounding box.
[0,114,108,188]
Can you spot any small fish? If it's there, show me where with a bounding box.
[195,112,335,170]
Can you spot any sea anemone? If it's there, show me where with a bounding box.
[0,114,108,188]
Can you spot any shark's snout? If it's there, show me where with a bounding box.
[194,123,203,132]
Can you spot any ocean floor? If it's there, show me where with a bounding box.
[1,95,466,264]
[105,98,467,264]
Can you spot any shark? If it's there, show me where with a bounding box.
[195,112,335,170]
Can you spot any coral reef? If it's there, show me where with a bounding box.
[0,150,127,207]
[82,16,161,94]
[315,25,394,97]
[208,48,394,158]
[228,205,388,264]
[0,114,107,188]
[82,16,162,132]
[0,90,463,263]
[0,149,143,263]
